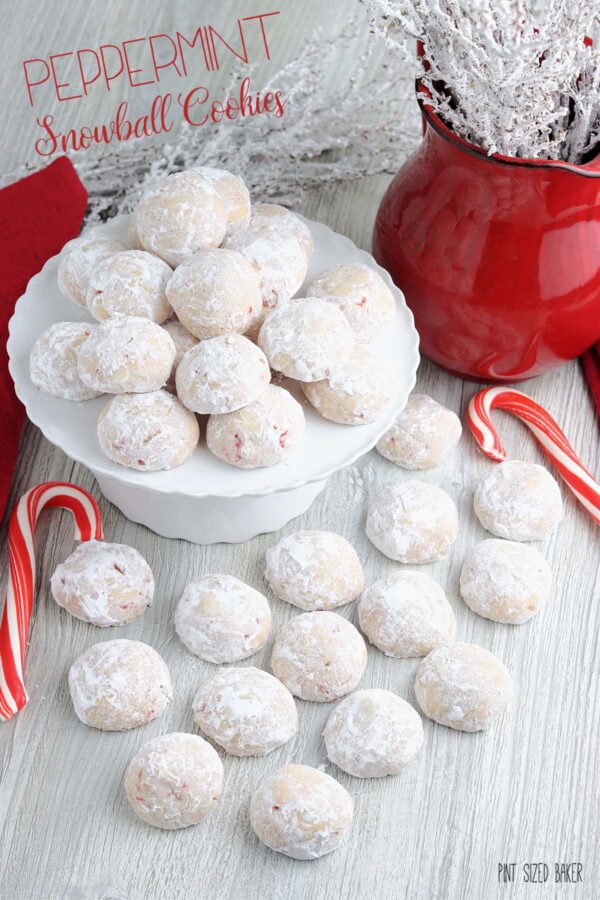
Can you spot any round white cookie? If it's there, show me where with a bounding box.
[68,639,172,731]
[124,733,223,830]
[271,611,367,702]
[324,689,424,778]
[174,574,272,664]
[358,571,456,657]
[264,530,364,611]
[97,390,199,471]
[161,319,200,393]
[29,322,101,401]
[460,538,552,624]
[250,764,353,859]
[193,667,297,756]
[366,478,459,563]
[77,316,176,394]
[206,384,305,469]
[192,166,251,236]
[166,248,261,340]
[377,394,462,469]
[86,249,173,323]
[306,263,395,343]
[258,298,354,381]
[50,540,153,627]
[474,460,563,541]
[133,170,226,266]
[303,346,398,425]
[415,642,513,732]
[57,229,126,306]
[176,334,270,414]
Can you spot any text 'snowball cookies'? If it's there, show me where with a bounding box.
[250,764,353,860]
[474,460,563,541]
[86,249,173,323]
[166,248,262,340]
[206,384,305,469]
[133,171,226,266]
[258,298,355,381]
[366,479,459,564]
[50,540,154,627]
[415,642,513,732]
[77,316,176,394]
[358,571,456,658]
[68,639,172,731]
[29,322,101,401]
[124,733,223,830]
[57,230,126,306]
[306,263,395,344]
[161,319,200,393]
[225,204,311,313]
[377,394,462,470]
[302,346,398,425]
[176,334,271,414]
[271,611,367,702]
[192,166,251,236]
[264,530,364,611]
[460,539,552,624]
[192,667,297,756]
[98,390,199,471]
[174,574,272,664]
[324,689,424,778]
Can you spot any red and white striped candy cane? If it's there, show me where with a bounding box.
[0,482,102,721]
[468,387,600,527]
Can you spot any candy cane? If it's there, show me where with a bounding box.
[468,387,600,527]
[0,482,102,721]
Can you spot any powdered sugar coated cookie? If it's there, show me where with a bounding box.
[192,166,251,236]
[86,250,173,323]
[29,322,101,401]
[377,394,462,469]
[57,229,126,306]
[306,263,395,343]
[474,460,563,541]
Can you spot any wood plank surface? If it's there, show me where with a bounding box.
[0,3,599,899]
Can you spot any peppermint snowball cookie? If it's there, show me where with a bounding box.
[358,571,456,658]
[377,394,462,470]
[77,316,175,394]
[474,460,563,541]
[224,206,310,312]
[323,689,424,778]
[192,166,251,236]
[193,667,297,756]
[460,539,552,624]
[98,390,199,471]
[415,642,513,732]
[50,540,154,627]
[264,530,364,611]
[250,764,353,860]
[176,334,270,414]
[133,171,226,266]
[174,574,272,664]
[207,384,305,469]
[366,479,459,564]
[86,250,173,323]
[29,322,100,401]
[68,639,172,731]
[302,346,398,425]
[161,319,199,393]
[306,264,395,344]
[258,298,354,381]
[124,733,223,830]
[166,248,261,340]
[271,611,367,702]
[57,230,126,306]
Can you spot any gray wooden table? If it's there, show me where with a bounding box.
[1,3,599,899]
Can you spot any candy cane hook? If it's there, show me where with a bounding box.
[468,387,600,527]
[0,482,102,721]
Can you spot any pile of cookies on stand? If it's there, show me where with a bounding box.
[28,166,566,860]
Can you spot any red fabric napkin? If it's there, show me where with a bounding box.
[0,157,88,522]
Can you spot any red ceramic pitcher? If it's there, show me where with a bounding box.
[373,99,600,382]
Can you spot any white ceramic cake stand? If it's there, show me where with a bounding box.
[8,214,420,544]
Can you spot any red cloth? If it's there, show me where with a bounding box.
[0,157,88,522]
[582,343,600,418]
